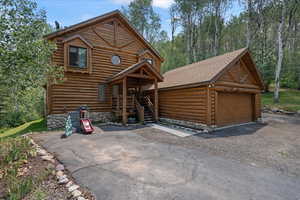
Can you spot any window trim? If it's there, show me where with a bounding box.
[63,37,92,74]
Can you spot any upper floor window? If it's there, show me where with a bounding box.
[111,55,121,65]
[69,46,87,68]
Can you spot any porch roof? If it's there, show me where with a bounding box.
[106,60,164,83]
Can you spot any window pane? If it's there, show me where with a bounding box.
[98,84,106,101]
[78,48,87,68]
[112,85,119,97]
[70,47,77,53]
[69,51,78,66]
[111,55,121,65]
[69,46,87,68]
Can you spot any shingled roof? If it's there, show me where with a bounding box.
[158,48,255,89]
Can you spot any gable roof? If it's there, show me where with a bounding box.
[44,10,163,61]
[62,34,94,48]
[157,48,264,90]
[107,60,164,83]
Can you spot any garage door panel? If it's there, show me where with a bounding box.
[217,92,254,126]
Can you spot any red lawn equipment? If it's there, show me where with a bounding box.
[79,106,94,134]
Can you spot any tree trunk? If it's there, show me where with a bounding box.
[246,0,252,47]
[213,2,221,56]
[274,3,285,103]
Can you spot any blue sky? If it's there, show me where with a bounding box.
[36,0,243,37]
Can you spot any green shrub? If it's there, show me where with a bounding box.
[0,137,36,199]
[0,137,34,171]
[6,175,34,200]
[1,87,45,128]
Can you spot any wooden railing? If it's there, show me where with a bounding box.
[134,96,144,123]
[144,95,154,114]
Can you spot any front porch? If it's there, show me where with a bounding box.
[107,60,163,125]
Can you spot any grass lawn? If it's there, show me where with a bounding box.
[262,88,300,112]
[0,119,47,139]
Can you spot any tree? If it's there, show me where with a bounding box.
[273,0,299,102]
[0,0,62,126]
[122,0,162,44]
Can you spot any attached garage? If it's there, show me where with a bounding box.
[154,48,264,128]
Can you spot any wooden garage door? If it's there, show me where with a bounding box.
[217,92,254,126]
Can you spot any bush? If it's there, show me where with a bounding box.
[1,87,45,128]
[0,137,36,199]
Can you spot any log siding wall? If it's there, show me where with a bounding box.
[48,17,162,114]
[158,87,208,124]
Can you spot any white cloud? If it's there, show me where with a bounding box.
[153,0,174,9]
[111,0,174,9]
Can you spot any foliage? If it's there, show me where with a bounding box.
[262,89,300,112]
[122,0,166,44]
[156,0,300,105]
[1,88,45,127]
[0,0,63,128]
[0,137,50,199]
[0,118,46,139]
[0,137,33,167]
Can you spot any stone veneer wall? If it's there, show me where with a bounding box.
[159,117,211,131]
[47,112,112,130]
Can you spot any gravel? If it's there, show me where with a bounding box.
[134,113,300,177]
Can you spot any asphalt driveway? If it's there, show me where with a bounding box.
[32,114,300,200]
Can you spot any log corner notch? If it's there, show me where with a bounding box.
[122,77,127,125]
[154,78,158,122]
[206,85,212,126]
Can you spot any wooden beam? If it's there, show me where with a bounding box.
[122,77,127,125]
[92,27,113,47]
[127,74,153,79]
[154,78,158,122]
[214,86,260,94]
[215,81,260,89]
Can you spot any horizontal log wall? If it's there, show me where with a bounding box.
[50,43,137,114]
[48,17,162,114]
[158,86,208,124]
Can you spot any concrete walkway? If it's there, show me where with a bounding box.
[32,127,300,200]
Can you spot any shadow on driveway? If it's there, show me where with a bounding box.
[197,123,267,139]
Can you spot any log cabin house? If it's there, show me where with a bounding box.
[44,10,164,129]
[45,10,263,130]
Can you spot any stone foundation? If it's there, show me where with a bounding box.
[47,112,112,130]
[159,117,211,131]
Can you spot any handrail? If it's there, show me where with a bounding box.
[144,96,154,114]
[135,96,144,123]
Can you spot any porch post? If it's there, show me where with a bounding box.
[122,77,127,125]
[154,78,158,122]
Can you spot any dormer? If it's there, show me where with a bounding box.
[63,35,93,74]
[138,49,159,71]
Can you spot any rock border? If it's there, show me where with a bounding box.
[263,106,300,117]
[24,135,94,200]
